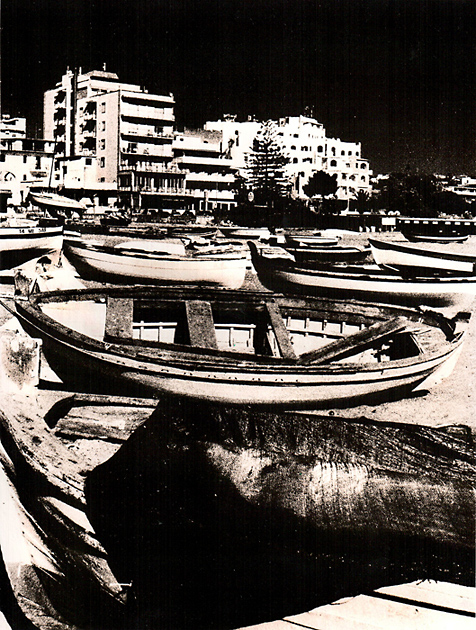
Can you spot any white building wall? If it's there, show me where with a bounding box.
[205,115,372,200]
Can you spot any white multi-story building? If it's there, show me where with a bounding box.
[43,69,236,213]
[0,115,55,206]
[44,68,176,207]
[205,115,372,201]
[171,129,237,213]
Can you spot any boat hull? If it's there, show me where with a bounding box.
[7,286,466,408]
[64,239,247,289]
[369,238,476,275]
[250,243,476,309]
[0,225,63,268]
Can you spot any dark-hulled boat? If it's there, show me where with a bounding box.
[1,387,474,629]
[1,285,469,408]
[0,385,158,630]
[250,241,476,310]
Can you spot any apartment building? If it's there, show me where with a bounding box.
[44,69,236,213]
[0,115,55,206]
[171,129,237,213]
[44,69,176,207]
[205,115,372,201]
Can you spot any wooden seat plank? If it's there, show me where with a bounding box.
[185,300,218,350]
[298,316,408,365]
[375,580,476,615]
[105,297,133,340]
[265,301,297,361]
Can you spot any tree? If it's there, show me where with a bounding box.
[302,171,338,200]
[350,190,371,214]
[244,120,292,206]
[373,172,443,217]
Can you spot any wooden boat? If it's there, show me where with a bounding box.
[398,218,471,243]
[0,385,158,630]
[404,232,470,244]
[29,192,86,217]
[369,237,476,276]
[90,397,475,628]
[1,387,473,629]
[63,234,248,288]
[249,242,476,309]
[0,222,63,268]
[2,284,468,407]
[285,244,371,264]
[285,232,341,247]
[219,225,271,239]
[99,211,131,227]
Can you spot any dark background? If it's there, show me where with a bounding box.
[2,0,475,175]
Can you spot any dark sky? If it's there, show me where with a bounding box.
[2,0,475,175]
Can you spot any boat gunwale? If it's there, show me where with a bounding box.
[7,287,464,376]
[369,237,476,264]
[64,239,248,262]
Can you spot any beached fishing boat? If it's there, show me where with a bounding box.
[219,225,271,239]
[250,242,476,309]
[0,222,63,268]
[369,237,476,276]
[63,234,248,288]
[29,192,86,217]
[285,232,341,247]
[0,384,157,630]
[1,385,473,629]
[2,284,468,407]
[405,232,470,244]
[285,244,371,264]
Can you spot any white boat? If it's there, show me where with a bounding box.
[218,226,271,239]
[30,192,86,217]
[285,232,341,247]
[369,237,476,275]
[0,223,63,267]
[63,235,248,288]
[249,242,476,309]
[3,284,468,408]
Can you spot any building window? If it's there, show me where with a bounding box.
[361,175,366,182]
[101,121,106,131]
[23,174,27,181]
[317,145,323,152]
[0,155,5,162]
[342,174,347,180]
[331,147,336,156]
[100,139,105,150]
[86,158,92,165]
[100,157,105,168]
[330,159,337,167]
[341,150,345,156]
[23,156,27,163]
[101,102,106,113]
[291,145,296,150]
[293,157,298,163]
[348,151,352,156]
[99,177,105,182]
[361,163,367,169]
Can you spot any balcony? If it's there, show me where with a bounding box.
[121,128,174,143]
[121,104,175,123]
[54,91,66,104]
[119,162,183,174]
